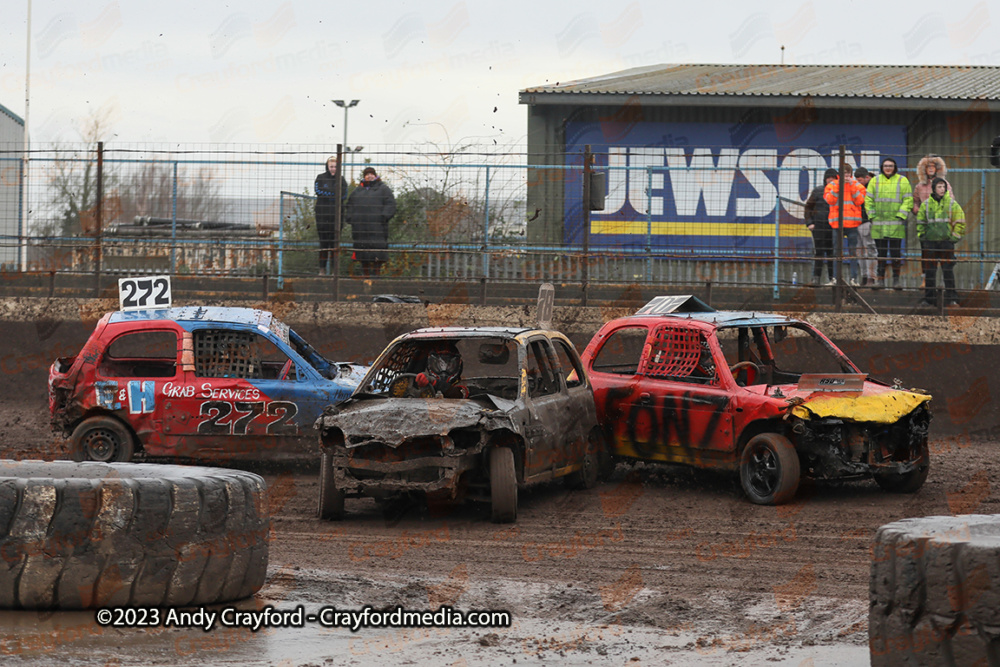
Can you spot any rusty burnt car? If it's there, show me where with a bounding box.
[315,327,606,523]
[49,307,366,461]
[580,296,932,505]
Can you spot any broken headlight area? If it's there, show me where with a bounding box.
[345,436,452,461]
[869,406,931,472]
[792,417,865,478]
[343,429,484,459]
[333,431,487,494]
[791,405,931,479]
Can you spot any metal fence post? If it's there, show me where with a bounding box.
[773,194,782,300]
[278,193,285,290]
[18,151,26,272]
[94,141,104,296]
[981,170,986,287]
[483,164,491,295]
[333,144,343,302]
[171,161,178,274]
[646,166,653,283]
[834,146,846,312]
[581,149,590,307]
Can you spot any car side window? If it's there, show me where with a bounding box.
[643,326,718,385]
[254,334,297,380]
[98,331,178,378]
[590,327,648,375]
[193,329,294,380]
[552,340,585,388]
[526,340,558,397]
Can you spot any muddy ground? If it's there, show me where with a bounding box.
[4,300,998,664]
[4,397,998,666]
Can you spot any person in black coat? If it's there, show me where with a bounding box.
[346,166,396,276]
[314,156,348,275]
[802,168,838,286]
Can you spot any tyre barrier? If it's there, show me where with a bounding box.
[0,460,270,610]
[870,514,1000,666]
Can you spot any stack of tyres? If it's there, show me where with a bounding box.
[0,460,270,609]
[870,515,1000,665]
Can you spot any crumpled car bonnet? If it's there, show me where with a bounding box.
[789,389,931,424]
[322,397,512,448]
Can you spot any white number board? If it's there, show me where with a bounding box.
[118,275,172,311]
[536,283,554,330]
[634,295,714,315]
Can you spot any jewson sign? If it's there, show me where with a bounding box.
[564,121,907,254]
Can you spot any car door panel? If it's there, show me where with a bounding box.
[161,326,352,458]
[591,323,736,469]
[523,338,569,478]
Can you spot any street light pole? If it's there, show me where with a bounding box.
[20,0,32,272]
[333,99,359,176]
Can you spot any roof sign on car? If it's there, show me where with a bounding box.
[537,283,554,330]
[118,275,172,312]
[635,295,715,316]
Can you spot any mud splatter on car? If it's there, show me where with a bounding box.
[48,307,366,461]
[581,297,931,505]
[316,327,608,523]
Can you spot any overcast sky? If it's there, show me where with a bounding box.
[1,0,998,150]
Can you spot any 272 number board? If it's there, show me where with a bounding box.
[118,276,172,311]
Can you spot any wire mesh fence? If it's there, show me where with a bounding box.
[1,142,998,295]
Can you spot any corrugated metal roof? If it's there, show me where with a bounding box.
[520,64,1000,103]
[0,101,24,126]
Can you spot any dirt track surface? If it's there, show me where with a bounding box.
[5,399,1000,665]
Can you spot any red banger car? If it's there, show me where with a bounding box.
[49,307,365,462]
[580,297,932,505]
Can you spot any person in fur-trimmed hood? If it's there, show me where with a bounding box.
[912,154,951,216]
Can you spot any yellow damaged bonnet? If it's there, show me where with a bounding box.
[789,390,931,424]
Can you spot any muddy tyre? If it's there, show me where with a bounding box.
[317,450,345,520]
[739,433,800,505]
[0,460,269,610]
[595,429,616,483]
[566,429,603,490]
[489,447,517,523]
[870,515,1000,666]
[69,416,135,463]
[874,440,930,494]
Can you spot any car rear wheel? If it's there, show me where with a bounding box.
[489,447,517,523]
[594,428,617,482]
[70,416,135,463]
[567,428,604,489]
[739,433,800,505]
[317,450,344,520]
[873,440,929,494]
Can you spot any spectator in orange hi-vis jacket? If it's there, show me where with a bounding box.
[823,162,867,285]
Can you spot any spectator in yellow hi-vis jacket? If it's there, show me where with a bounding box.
[865,157,913,289]
[917,177,965,307]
